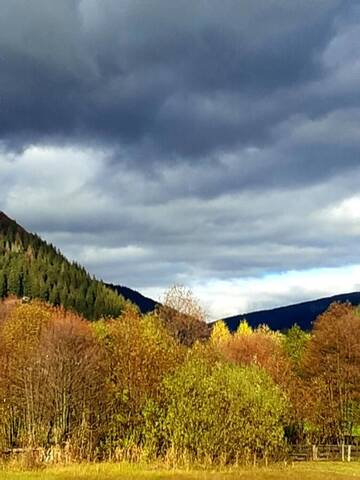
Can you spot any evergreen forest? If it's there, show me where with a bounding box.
[0,212,127,319]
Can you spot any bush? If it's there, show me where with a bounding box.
[155,356,286,464]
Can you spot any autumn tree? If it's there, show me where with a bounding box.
[0,301,105,457]
[236,319,253,337]
[210,320,231,346]
[95,305,183,457]
[0,301,52,448]
[156,285,209,346]
[40,309,105,456]
[300,302,360,443]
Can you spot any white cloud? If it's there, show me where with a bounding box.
[190,265,360,321]
[78,245,150,265]
[330,195,360,221]
[1,145,113,227]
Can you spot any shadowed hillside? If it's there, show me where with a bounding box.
[106,283,157,314]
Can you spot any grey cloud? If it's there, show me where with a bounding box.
[2,1,360,316]
[0,0,349,160]
[5,157,359,290]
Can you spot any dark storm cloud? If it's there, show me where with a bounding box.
[2,0,360,317]
[0,0,349,160]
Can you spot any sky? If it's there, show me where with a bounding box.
[1,0,360,320]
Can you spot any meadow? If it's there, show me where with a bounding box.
[1,463,360,480]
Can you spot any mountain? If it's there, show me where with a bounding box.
[0,211,135,319]
[218,291,360,332]
[0,211,26,233]
[106,283,157,314]
[4,211,358,328]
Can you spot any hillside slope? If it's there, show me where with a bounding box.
[218,291,360,331]
[106,283,157,314]
[0,211,129,319]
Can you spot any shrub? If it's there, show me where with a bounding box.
[157,356,286,464]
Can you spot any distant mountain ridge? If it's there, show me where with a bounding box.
[218,291,360,332]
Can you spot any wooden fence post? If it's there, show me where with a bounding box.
[347,445,351,462]
[312,445,318,461]
[341,443,345,462]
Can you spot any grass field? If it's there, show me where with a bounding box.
[1,462,360,480]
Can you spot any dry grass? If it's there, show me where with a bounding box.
[1,462,360,480]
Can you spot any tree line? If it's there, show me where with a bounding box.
[0,215,127,319]
[0,288,359,466]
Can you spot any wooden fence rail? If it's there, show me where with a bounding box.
[2,445,360,463]
[289,444,360,462]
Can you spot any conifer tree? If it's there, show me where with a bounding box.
[0,213,127,319]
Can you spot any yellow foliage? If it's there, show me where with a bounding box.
[210,320,231,344]
[235,319,252,337]
[2,300,52,352]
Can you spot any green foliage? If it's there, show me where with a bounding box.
[0,215,127,320]
[282,324,309,368]
[157,356,286,463]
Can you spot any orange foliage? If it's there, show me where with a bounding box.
[220,326,292,389]
[0,300,105,451]
[300,302,360,441]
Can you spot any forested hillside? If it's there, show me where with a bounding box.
[0,212,127,319]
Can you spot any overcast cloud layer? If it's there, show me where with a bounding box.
[1,0,360,319]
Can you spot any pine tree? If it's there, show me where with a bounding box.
[0,213,127,319]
